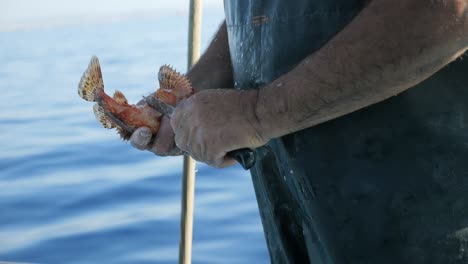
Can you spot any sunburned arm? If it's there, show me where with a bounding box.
[186,21,234,91]
[255,0,468,141]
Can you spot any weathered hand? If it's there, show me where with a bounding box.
[130,100,182,156]
[170,89,267,168]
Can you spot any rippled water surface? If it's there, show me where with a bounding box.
[0,12,268,264]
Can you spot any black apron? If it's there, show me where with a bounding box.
[224,1,468,263]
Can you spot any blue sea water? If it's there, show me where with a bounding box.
[0,12,269,264]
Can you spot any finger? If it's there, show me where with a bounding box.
[130,127,152,150]
[152,116,180,156]
[220,157,237,168]
[207,157,237,168]
[188,139,204,163]
[174,129,189,152]
[206,152,237,168]
[170,99,189,132]
[171,107,190,152]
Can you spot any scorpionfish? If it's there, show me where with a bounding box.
[78,56,193,140]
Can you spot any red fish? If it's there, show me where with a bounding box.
[78,56,193,140]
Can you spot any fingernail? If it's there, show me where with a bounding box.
[139,129,151,138]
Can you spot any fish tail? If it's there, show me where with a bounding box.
[78,56,104,102]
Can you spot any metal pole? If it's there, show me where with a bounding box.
[179,0,201,263]
[187,0,202,68]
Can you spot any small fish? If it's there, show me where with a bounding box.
[78,56,193,140]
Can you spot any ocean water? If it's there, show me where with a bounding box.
[0,12,269,264]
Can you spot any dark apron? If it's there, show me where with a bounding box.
[224,1,468,263]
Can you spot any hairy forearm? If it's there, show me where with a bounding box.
[186,21,234,91]
[256,0,468,140]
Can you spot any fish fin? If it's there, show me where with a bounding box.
[78,56,104,102]
[157,65,193,99]
[154,90,177,106]
[93,103,115,129]
[113,90,128,105]
[116,127,131,141]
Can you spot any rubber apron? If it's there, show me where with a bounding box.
[224,1,468,263]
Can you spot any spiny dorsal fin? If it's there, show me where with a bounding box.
[93,103,115,129]
[157,65,193,98]
[78,56,104,102]
[113,91,128,105]
[116,127,131,141]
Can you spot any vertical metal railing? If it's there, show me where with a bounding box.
[179,0,202,263]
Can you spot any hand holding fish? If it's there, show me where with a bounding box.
[169,89,267,168]
[78,56,261,168]
[130,116,181,156]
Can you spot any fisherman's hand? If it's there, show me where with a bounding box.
[170,89,267,168]
[130,101,182,156]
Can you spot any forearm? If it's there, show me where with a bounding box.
[256,0,468,140]
[186,21,234,91]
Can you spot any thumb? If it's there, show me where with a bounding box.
[130,127,152,150]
